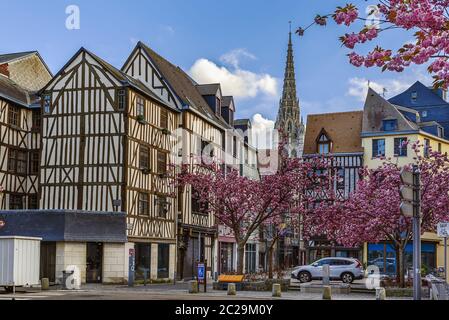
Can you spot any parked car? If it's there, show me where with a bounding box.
[291,257,364,284]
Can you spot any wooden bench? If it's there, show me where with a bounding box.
[218,275,245,283]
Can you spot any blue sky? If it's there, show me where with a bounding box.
[0,0,431,129]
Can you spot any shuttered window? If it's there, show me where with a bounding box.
[157,151,167,174]
[138,192,150,216]
[160,108,168,129]
[8,105,20,127]
[139,145,150,170]
[8,148,27,174]
[29,151,40,174]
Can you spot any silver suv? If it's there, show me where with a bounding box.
[291,257,364,284]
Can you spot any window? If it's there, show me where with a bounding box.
[157,244,170,279]
[117,89,126,110]
[29,151,40,174]
[160,108,168,129]
[157,196,169,219]
[191,188,207,214]
[216,97,221,115]
[411,91,418,101]
[9,194,24,210]
[28,194,39,209]
[8,105,20,127]
[233,136,237,158]
[317,134,331,154]
[138,192,150,216]
[43,94,51,114]
[382,119,397,131]
[438,143,442,153]
[438,127,444,138]
[139,145,150,171]
[157,151,167,174]
[424,139,430,158]
[337,168,345,190]
[8,149,27,174]
[372,139,386,158]
[394,138,408,157]
[421,110,428,118]
[245,243,257,274]
[201,140,214,163]
[136,97,145,117]
[32,110,41,130]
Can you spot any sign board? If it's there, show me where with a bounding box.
[400,168,414,186]
[437,223,449,238]
[197,263,205,284]
[400,201,414,218]
[218,275,245,283]
[400,185,414,203]
[128,248,135,287]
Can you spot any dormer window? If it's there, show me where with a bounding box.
[216,97,221,115]
[317,132,331,154]
[438,126,444,138]
[383,119,397,131]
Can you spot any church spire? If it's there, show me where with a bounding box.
[275,23,305,157]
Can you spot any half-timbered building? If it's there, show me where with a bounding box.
[122,42,231,280]
[39,48,179,283]
[302,111,364,263]
[0,51,52,210]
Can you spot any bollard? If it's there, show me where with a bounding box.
[188,280,199,294]
[376,287,386,300]
[41,278,50,290]
[272,283,282,298]
[227,283,237,296]
[322,285,332,300]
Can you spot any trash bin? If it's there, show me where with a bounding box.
[62,270,75,290]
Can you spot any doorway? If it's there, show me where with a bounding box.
[40,242,56,283]
[86,242,103,283]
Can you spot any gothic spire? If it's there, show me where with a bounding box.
[275,24,304,157]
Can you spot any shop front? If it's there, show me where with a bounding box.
[367,242,437,276]
[306,238,362,265]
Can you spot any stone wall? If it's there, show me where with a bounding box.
[55,242,87,284]
[103,243,127,284]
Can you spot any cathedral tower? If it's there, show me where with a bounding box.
[275,27,305,157]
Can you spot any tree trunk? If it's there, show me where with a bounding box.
[396,245,405,288]
[237,244,245,275]
[268,241,276,279]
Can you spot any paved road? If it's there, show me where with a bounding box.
[0,282,410,300]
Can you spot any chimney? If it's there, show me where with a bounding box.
[0,64,10,77]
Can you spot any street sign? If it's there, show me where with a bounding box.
[400,201,414,218]
[400,185,414,203]
[437,223,449,238]
[400,168,414,186]
[197,263,205,284]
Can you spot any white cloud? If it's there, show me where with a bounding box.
[250,114,276,149]
[220,49,256,69]
[189,51,278,99]
[161,25,175,35]
[347,77,412,102]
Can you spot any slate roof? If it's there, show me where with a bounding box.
[136,42,230,128]
[0,74,38,107]
[0,51,37,64]
[304,111,364,155]
[196,83,220,96]
[222,96,235,110]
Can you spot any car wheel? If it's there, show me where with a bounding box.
[341,272,354,284]
[298,271,312,283]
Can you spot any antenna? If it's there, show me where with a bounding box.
[289,21,292,34]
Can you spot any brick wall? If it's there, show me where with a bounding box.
[0,64,9,77]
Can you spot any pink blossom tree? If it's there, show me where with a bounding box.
[304,143,449,286]
[298,1,449,88]
[177,142,333,275]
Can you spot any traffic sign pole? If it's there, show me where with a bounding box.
[412,165,421,301]
[445,237,448,282]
